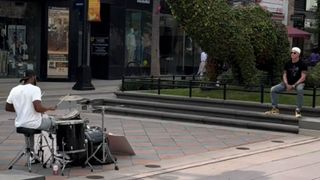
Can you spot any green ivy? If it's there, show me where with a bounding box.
[166,0,289,86]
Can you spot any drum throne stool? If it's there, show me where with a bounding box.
[8,127,42,172]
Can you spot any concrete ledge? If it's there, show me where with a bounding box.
[115,91,320,116]
[98,106,299,133]
[299,117,320,136]
[299,129,320,137]
[0,170,45,180]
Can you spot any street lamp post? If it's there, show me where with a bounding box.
[73,0,95,90]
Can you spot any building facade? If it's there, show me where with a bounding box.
[0,0,200,80]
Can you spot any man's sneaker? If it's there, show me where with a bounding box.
[265,107,279,115]
[295,110,302,118]
[29,152,40,164]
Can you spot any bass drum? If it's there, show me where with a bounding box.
[56,120,85,154]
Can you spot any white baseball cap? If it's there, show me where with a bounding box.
[291,47,301,54]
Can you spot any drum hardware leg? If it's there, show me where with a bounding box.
[84,106,119,171]
[42,133,56,168]
[84,139,94,171]
[8,150,25,170]
[101,107,118,170]
[105,137,119,170]
[56,137,71,176]
[36,133,52,165]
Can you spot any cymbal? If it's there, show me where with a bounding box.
[59,95,84,101]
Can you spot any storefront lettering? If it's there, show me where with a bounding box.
[91,37,109,56]
[137,0,150,4]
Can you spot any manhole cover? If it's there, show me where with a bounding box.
[145,164,161,168]
[271,140,284,143]
[236,147,250,150]
[86,175,104,179]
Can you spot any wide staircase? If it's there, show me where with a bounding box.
[90,91,320,134]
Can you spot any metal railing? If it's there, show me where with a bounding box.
[121,76,319,108]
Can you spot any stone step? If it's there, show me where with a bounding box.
[115,91,320,117]
[98,98,298,126]
[91,105,298,133]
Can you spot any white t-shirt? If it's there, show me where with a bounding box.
[6,84,42,129]
[201,52,208,62]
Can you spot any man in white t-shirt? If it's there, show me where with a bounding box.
[5,70,57,152]
[197,51,208,76]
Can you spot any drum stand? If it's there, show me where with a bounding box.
[55,138,72,176]
[42,133,71,176]
[85,106,118,171]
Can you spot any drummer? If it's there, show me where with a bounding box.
[5,69,57,154]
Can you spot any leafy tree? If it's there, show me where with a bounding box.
[166,0,289,86]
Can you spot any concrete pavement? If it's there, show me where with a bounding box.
[0,78,318,179]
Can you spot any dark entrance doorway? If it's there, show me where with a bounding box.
[90,4,110,79]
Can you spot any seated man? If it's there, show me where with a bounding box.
[265,47,307,118]
[5,70,57,154]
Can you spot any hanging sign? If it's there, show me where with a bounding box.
[88,0,101,22]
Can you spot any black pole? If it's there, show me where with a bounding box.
[260,84,264,104]
[312,86,317,108]
[157,78,160,95]
[223,83,226,100]
[121,76,124,92]
[73,0,95,90]
[189,80,192,97]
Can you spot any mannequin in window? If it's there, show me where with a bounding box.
[126,28,136,65]
[0,27,8,50]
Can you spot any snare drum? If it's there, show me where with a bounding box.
[56,120,85,154]
[59,109,81,120]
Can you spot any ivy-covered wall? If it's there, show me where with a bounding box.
[167,0,290,86]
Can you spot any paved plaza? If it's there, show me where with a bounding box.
[0,79,318,179]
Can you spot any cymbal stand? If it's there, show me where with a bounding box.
[85,106,118,171]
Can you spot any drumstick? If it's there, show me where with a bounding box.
[56,93,69,106]
[41,91,45,97]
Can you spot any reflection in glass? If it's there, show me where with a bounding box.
[47,7,69,78]
[125,10,152,76]
[0,1,40,78]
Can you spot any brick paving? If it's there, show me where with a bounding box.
[0,109,292,179]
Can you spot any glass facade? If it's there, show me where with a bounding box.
[125,7,200,76]
[125,9,152,74]
[159,14,199,75]
[0,1,41,78]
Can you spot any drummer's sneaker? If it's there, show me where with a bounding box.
[295,109,302,118]
[265,107,279,115]
[56,153,71,160]
[30,151,40,164]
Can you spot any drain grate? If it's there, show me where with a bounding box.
[86,175,104,179]
[145,164,161,168]
[271,140,284,143]
[236,147,250,150]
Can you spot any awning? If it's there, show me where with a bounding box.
[287,26,311,39]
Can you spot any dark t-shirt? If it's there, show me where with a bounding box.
[284,60,307,85]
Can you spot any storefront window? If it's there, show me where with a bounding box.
[125,10,152,74]
[0,1,41,77]
[160,15,198,75]
[47,7,69,79]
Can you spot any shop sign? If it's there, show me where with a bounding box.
[137,0,150,4]
[91,37,109,56]
[259,0,284,14]
[74,0,84,7]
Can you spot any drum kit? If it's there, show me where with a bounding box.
[42,94,118,175]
